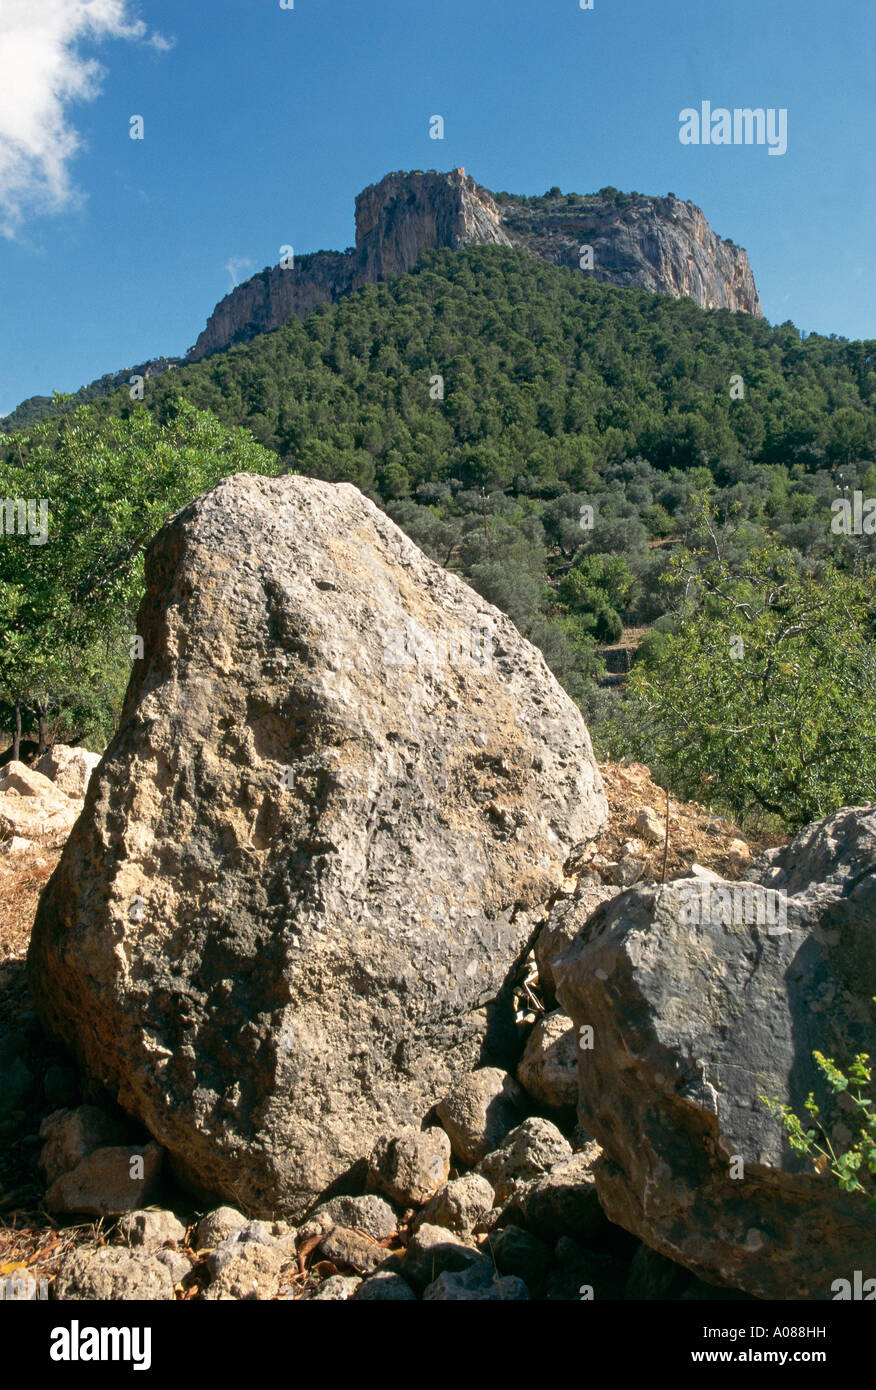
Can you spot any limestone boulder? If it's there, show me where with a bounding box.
[36,744,102,799]
[28,472,607,1219]
[554,804,876,1300]
[0,761,81,847]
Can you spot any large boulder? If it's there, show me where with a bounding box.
[28,472,606,1219]
[554,805,876,1299]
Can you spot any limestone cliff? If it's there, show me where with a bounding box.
[186,168,761,363]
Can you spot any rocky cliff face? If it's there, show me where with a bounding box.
[186,169,761,363]
[499,193,761,314]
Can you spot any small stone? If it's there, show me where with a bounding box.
[726,838,751,869]
[205,1222,289,1277]
[414,1173,495,1236]
[435,1068,525,1165]
[1,836,32,854]
[202,1243,286,1300]
[517,1009,579,1111]
[318,1226,387,1275]
[635,808,665,843]
[401,1223,487,1292]
[55,1247,175,1301]
[423,1264,529,1301]
[193,1206,248,1250]
[509,1148,606,1238]
[116,1208,186,1253]
[308,1275,361,1301]
[367,1126,450,1206]
[154,1248,192,1285]
[353,1270,417,1301]
[691,863,722,881]
[611,855,646,887]
[487,1226,550,1293]
[45,1142,163,1217]
[299,1193,397,1243]
[477,1118,573,1202]
[39,1105,127,1185]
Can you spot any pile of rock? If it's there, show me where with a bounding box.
[50,1086,712,1302]
[0,747,100,853]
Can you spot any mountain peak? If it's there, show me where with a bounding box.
[185,169,761,364]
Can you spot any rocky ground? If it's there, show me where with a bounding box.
[0,750,781,1301]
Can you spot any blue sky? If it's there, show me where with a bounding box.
[0,0,873,417]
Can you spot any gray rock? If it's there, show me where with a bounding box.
[28,472,608,1220]
[554,805,876,1300]
[414,1173,495,1236]
[116,1208,186,1253]
[423,1264,529,1301]
[435,1068,526,1165]
[401,1223,487,1292]
[486,1226,550,1294]
[299,1194,397,1243]
[193,1205,248,1249]
[205,1222,293,1277]
[39,1105,128,1185]
[154,1248,192,1285]
[203,1241,288,1299]
[508,1148,606,1238]
[353,1270,417,1301]
[534,882,619,1006]
[55,1247,175,1301]
[35,745,101,799]
[367,1127,451,1207]
[308,1275,361,1301]
[188,172,761,367]
[45,1142,163,1217]
[477,1118,573,1202]
[517,1009,579,1111]
[318,1226,387,1275]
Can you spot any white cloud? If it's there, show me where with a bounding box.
[146,32,175,53]
[0,1,172,236]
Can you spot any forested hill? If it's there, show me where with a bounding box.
[5,244,874,475]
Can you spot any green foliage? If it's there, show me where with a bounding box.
[0,402,278,746]
[621,511,876,825]
[761,1009,876,1207]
